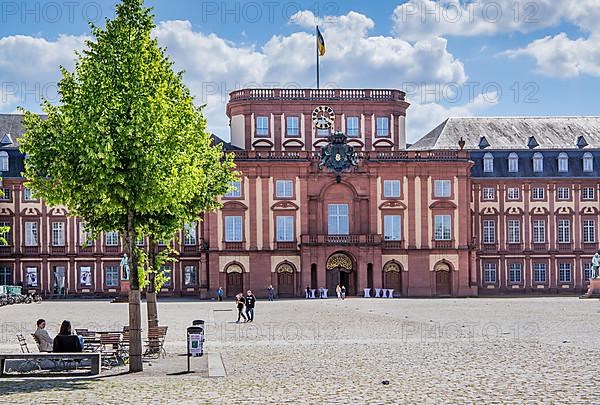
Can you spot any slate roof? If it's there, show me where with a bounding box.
[410,117,600,150]
[0,114,31,149]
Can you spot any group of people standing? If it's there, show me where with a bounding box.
[335,284,346,300]
[235,290,257,323]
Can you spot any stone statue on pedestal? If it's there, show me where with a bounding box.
[120,253,130,281]
[591,252,600,279]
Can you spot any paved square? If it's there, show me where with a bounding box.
[0,297,599,404]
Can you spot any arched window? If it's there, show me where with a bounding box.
[533,152,543,173]
[483,153,493,173]
[508,152,519,173]
[0,151,8,172]
[558,152,568,172]
[583,152,593,172]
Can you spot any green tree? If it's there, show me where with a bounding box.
[19,0,236,372]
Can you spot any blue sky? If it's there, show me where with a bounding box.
[0,0,598,142]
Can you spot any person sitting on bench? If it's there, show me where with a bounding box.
[53,320,82,353]
[34,319,54,352]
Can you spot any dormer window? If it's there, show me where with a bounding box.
[1,134,12,145]
[256,116,269,137]
[483,153,493,173]
[583,152,593,172]
[508,152,518,173]
[533,152,543,173]
[558,152,568,172]
[0,151,8,172]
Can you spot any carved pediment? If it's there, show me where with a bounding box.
[530,206,549,216]
[283,139,304,148]
[373,139,394,148]
[252,139,274,148]
[580,206,599,215]
[555,206,575,215]
[48,207,68,216]
[379,201,407,210]
[480,207,499,216]
[313,139,329,148]
[347,139,365,148]
[429,200,457,209]
[0,207,13,215]
[505,206,524,215]
[222,201,248,211]
[21,207,41,216]
[271,201,299,211]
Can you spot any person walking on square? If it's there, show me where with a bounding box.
[217,286,224,302]
[341,285,346,300]
[245,289,256,322]
[336,284,342,300]
[235,293,247,323]
[267,285,274,301]
[305,285,311,299]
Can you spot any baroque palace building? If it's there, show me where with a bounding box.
[0,89,598,298]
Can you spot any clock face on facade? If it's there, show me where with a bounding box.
[312,105,335,129]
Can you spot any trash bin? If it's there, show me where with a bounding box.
[187,321,205,372]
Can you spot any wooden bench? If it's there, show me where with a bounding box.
[143,326,168,358]
[0,353,101,377]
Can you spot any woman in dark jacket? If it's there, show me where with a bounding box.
[235,293,247,323]
[53,320,83,353]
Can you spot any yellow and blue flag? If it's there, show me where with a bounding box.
[317,26,326,56]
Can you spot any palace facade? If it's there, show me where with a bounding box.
[0,90,598,298]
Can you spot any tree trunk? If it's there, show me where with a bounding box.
[146,238,158,329]
[126,211,143,372]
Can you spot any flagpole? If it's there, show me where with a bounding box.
[316,25,320,89]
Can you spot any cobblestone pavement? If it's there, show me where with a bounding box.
[0,296,599,404]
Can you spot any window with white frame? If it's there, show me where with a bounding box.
[276,216,294,242]
[531,187,545,200]
[346,116,359,137]
[507,187,520,200]
[483,263,496,283]
[533,263,546,283]
[51,222,65,246]
[482,187,495,200]
[434,215,451,240]
[184,265,198,286]
[24,221,38,246]
[256,116,269,136]
[184,222,197,245]
[508,152,519,173]
[328,204,349,235]
[434,180,451,197]
[160,266,172,287]
[583,220,596,243]
[224,180,241,198]
[0,221,10,245]
[559,263,572,283]
[532,220,546,244]
[383,180,401,198]
[584,262,593,281]
[507,220,521,244]
[556,187,570,200]
[0,266,12,285]
[105,266,119,287]
[483,153,493,173]
[1,188,10,200]
[23,188,33,201]
[482,220,496,244]
[582,187,595,200]
[0,151,8,171]
[376,116,389,137]
[509,263,522,283]
[105,231,119,246]
[583,152,593,172]
[224,216,243,242]
[558,152,569,172]
[276,180,293,198]
[136,235,144,246]
[533,152,543,172]
[557,219,571,243]
[79,222,93,246]
[157,239,167,247]
[286,116,299,137]
[384,215,401,241]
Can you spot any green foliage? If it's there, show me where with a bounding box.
[136,242,177,291]
[0,226,8,246]
[18,0,237,259]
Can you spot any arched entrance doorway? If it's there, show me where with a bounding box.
[225,264,244,297]
[276,263,295,297]
[382,261,402,296]
[434,262,452,296]
[326,253,356,296]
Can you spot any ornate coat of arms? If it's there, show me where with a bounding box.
[318,132,358,173]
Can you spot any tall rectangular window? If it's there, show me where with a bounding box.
[533,263,546,283]
[0,188,10,200]
[582,187,595,200]
[376,116,389,137]
[224,216,243,242]
[559,263,572,283]
[24,221,38,246]
[224,180,241,198]
[51,222,65,247]
[482,187,495,200]
[276,216,294,242]
[434,180,451,197]
[383,180,401,198]
[286,116,299,137]
[507,187,520,200]
[434,215,451,240]
[0,266,12,285]
[79,222,93,246]
[328,204,349,235]
[0,221,11,245]
[184,265,198,286]
[105,231,119,246]
[483,263,496,283]
[532,220,546,244]
[507,220,521,244]
[276,180,293,198]
[256,116,269,136]
[184,222,197,245]
[384,215,401,241]
[509,263,522,284]
[557,219,571,243]
[105,266,119,287]
[556,187,570,200]
[482,220,496,244]
[583,220,596,243]
[346,116,359,137]
[23,188,33,201]
[584,263,593,281]
[531,187,545,200]
[136,235,145,246]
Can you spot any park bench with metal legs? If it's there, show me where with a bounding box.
[143,326,168,358]
[99,333,127,367]
[0,353,101,377]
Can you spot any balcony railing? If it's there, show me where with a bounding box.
[0,245,12,255]
[557,243,573,253]
[532,243,548,252]
[276,241,298,250]
[224,242,244,250]
[301,234,382,246]
[23,246,39,254]
[507,244,523,253]
[382,240,405,249]
[79,245,94,254]
[104,245,120,254]
[230,150,466,162]
[182,245,198,253]
[432,240,454,249]
[583,242,598,252]
[229,88,406,102]
[50,245,66,254]
[481,243,498,252]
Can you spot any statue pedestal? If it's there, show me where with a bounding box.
[120,280,130,295]
[583,279,600,298]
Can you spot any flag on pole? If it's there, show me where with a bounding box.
[317,26,326,56]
